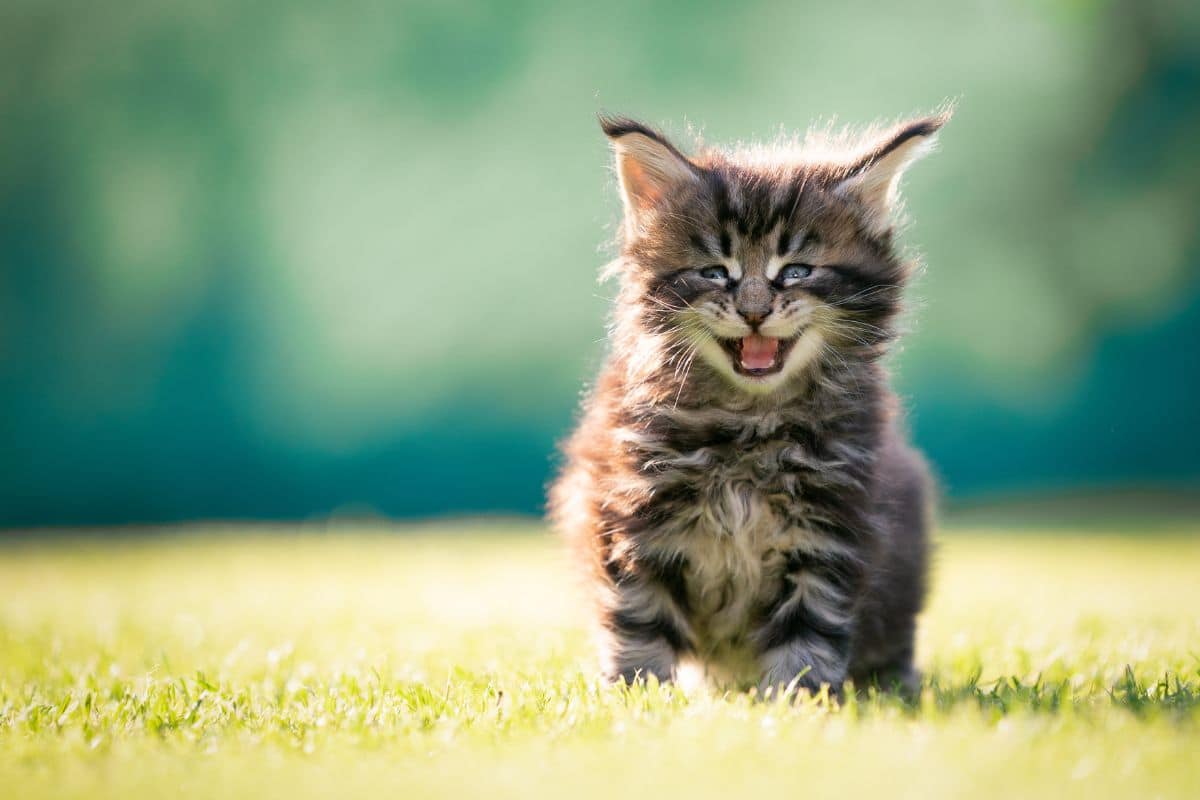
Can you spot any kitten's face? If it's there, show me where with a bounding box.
[604,115,946,395]
[636,183,902,394]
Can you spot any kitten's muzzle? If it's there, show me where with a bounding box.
[738,309,766,327]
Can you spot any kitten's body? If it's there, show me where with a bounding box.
[550,113,945,693]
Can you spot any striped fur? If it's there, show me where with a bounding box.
[550,113,947,694]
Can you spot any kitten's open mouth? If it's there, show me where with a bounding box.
[719,332,803,377]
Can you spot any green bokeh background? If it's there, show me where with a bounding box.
[2,0,1198,526]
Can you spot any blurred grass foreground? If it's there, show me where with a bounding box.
[2,521,1199,799]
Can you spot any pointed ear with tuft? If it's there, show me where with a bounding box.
[833,112,950,235]
[599,115,699,225]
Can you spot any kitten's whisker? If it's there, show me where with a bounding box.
[824,285,902,309]
[671,338,705,409]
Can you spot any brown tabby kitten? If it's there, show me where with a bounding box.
[549,111,948,694]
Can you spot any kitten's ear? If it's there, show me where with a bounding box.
[833,112,950,234]
[600,115,699,222]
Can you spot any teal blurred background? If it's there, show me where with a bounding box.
[2,0,1198,527]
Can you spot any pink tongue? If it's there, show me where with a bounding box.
[740,334,780,370]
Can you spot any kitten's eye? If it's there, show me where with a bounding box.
[777,264,815,286]
[698,265,729,282]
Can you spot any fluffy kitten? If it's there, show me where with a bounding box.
[549,111,947,694]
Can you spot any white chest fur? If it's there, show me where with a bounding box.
[650,448,818,660]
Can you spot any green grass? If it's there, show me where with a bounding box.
[2,521,1199,799]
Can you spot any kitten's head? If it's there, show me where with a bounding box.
[602,112,947,397]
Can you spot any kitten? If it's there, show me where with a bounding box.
[549,111,947,695]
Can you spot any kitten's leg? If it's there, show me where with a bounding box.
[600,578,690,684]
[754,551,860,696]
[602,634,678,685]
[848,614,921,696]
[855,651,921,696]
[849,439,931,697]
[848,598,925,696]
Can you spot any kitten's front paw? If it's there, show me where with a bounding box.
[758,642,847,700]
[601,638,677,686]
[853,665,922,698]
[757,670,844,701]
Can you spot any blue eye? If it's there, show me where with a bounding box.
[778,264,814,284]
[699,266,729,282]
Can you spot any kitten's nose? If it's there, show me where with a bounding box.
[735,276,772,327]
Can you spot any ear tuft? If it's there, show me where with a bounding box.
[834,111,951,234]
[598,114,668,141]
[599,114,698,223]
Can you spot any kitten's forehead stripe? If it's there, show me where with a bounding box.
[706,170,736,230]
[689,233,720,259]
[776,230,791,258]
[702,165,810,248]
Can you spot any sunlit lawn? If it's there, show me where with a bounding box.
[1,519,1198,799]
